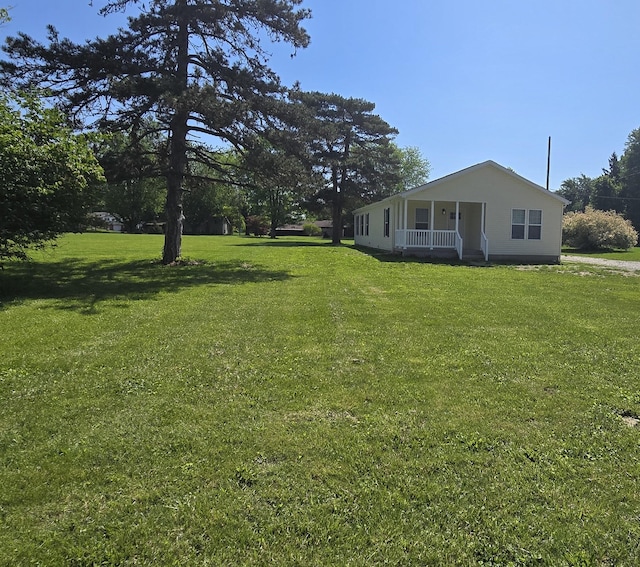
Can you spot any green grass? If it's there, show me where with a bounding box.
[563,245,640,261]
[2,233,640,566]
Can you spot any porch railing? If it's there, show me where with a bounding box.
[395,229,457,249]
[455,232,463,260]
[480,231,488,261]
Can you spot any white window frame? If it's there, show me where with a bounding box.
[528,209,542,240]
[511,209,526,239]
[415,207,429,230]
[511,208,542,240]
[365,213,369,236]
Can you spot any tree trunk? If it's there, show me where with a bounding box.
[331,166,342,245]
[331,129,351,245]
[269,191,278,238]
[161,1,189,265]
[162,173,184,263]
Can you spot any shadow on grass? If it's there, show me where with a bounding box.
[234,238,332,248]
[0,258,292,314]
[347,244,470,266]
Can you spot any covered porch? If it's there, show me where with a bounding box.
[394,198,488,261]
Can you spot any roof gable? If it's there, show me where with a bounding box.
[403,161,568,203]
[355,160,569,212]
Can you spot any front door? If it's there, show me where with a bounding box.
[446,204,482,249]
[448,210,461,233]
[462,203,482,249]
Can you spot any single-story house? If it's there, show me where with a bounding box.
[91,211,124,232]
[353,160,569,263]
[314,220,352,239]
[275,224,306,237]
[314,220,335,239]
[184,216,233,235]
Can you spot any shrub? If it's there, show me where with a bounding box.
[245,215,269,236]
[302,222,322,236]
[563,207,638,250]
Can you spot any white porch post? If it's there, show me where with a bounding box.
[430,200,435,249]
[482,201,488,261]
[455,201,461,259]
[403,198,408,230]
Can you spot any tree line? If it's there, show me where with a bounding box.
[557,127,640,232]
[0,1,430,264]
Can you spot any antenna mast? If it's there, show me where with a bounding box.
[546,136,551,191]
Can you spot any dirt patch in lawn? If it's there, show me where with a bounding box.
[621,415,639,428]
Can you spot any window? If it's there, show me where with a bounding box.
[512,208,542,240]
[415,208,429,230]
[355,215,360,236]
[511,209,525,239]
[384,208,390,237]
[365,213,369,236]
[449,211,461,220]
[528,209,542,240]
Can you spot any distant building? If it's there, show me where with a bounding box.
[91,212,124,232]
[183,216,233,235]
[275,224,305,237]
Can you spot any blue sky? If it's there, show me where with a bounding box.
[3,0,639,190]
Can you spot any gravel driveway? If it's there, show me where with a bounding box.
[562,255,640,272]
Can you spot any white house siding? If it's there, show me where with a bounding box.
[354,161,568,261]
[411,165,564,259]
[354,198,398,252]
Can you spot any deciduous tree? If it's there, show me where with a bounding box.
[393,144,431,192]
[182,156,245,234]
[94,129,166,232]
[241,138,317,237]
[0,92,104,260]
[556,174,594,213]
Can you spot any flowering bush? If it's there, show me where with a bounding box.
[563,207,638,250]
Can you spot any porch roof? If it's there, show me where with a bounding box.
[354,160,569,214]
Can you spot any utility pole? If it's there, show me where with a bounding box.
[546,136,551,191]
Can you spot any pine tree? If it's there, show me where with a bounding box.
[292,91,400,244]
[1,0,310,263]
[620,128,640,232]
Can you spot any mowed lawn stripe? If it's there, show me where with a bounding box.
[0,234,639,565]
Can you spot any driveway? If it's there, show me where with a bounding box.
[562,255,640,272]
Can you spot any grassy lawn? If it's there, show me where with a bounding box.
[563,246,640,261]
[1,233,639,566]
